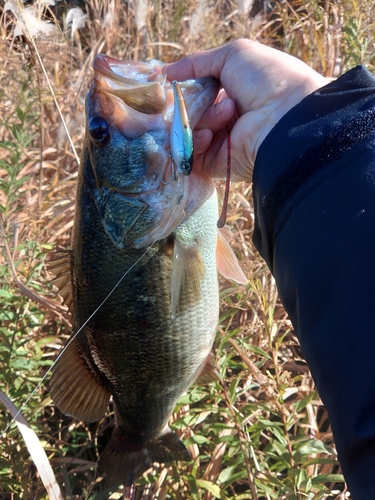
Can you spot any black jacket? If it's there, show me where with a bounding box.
[253,66,375,499]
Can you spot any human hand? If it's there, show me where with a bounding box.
[164,39,329,182]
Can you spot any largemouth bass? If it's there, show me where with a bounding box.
[48,55,246,486]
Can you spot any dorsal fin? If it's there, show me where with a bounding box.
[47,250,74,310]
[216,227,247,285]
[169,238,205,318]
[50,338,110,422]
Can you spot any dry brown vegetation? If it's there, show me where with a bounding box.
[1,0,375,498]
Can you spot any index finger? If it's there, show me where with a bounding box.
[163,43,235,82]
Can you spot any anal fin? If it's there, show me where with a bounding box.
[150,427,192,463]
[194,352,221,386]
[50,338,110,422]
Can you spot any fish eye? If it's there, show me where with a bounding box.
[89,116,109,144]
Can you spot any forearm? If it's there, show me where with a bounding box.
[253,65,375,499]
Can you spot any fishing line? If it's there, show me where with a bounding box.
[217,127,231,228]
[0,198,181,439]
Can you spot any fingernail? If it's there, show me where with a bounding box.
[212,103,222,116]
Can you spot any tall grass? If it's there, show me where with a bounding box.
[1,0,373,498]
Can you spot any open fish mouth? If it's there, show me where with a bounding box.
[93,55,168,115]
[92,54,219,126]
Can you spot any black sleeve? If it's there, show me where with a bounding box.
[252,66,375,499]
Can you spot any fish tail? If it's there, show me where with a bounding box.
[98,426,191,485]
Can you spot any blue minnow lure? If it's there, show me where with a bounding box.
[170,80,194,176]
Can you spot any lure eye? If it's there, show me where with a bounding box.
[89,116,109,144]
[178,160,192,175]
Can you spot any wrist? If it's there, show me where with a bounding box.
[255,73,330,159]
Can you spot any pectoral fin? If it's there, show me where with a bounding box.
[216,227,247,285]
[170,239,204,318]
[50,338,110,422]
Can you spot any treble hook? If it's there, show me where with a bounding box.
[162,154,179,185]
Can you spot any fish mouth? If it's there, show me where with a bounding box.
[92,54,220,126]
[93,55,167,114]
[93,55,164,84]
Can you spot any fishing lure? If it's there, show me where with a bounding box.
[164,81,194,184]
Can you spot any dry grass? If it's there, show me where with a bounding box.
[1,0,374,498]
